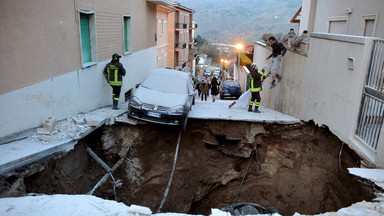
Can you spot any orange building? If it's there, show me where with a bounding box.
[154,1,174,68]
[167,2,197,73]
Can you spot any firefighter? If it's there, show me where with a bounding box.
[248,63,264,113]
[103,53,126,110]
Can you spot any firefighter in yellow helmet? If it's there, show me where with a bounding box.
[247,63,264,113]
[103,53,126,110]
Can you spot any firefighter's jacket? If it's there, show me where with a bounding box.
[103,60,126,86]
[250,69,264,92]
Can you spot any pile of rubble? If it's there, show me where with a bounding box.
[31,107,126,143]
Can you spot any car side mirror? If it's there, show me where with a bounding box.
[189,92,197,96]
[135,83,140,88]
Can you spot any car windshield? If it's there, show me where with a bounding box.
[224,81,239,86]
[142,73,187,94]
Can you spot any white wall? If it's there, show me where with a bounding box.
[0,46,157,138]
[310,0,384,38]
[253,33,384,167]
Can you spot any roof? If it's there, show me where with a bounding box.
[172,2,195,13]
[151,68,190,79]
[290,7,302,23]
[146,0,173,7]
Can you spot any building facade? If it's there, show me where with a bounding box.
[155,2,174,68]
[300,0,384,38]
[253,0,384,167]
[0,0,160,138]
[167,2,197,72]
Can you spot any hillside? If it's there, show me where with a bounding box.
[177,0,302,44]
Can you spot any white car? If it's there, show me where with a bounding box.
[128,69,196,130]
[213,69,220,77]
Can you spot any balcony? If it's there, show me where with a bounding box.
[189,40,197,45]
[189,23,198,29]
[175,23,187,30]
[188,47,197,59]
[175,43,187,51]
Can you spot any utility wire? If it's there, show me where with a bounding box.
[233,149,255,204]
[157,131,182,213]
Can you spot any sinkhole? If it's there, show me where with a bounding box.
[1,120,376,215]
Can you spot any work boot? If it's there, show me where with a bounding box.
[248,105,253,112]
[254,107,261,113]
[270,81,276,89]
[276,74,282,83]
[112,101,119,110]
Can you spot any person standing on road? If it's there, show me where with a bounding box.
[210,76,219,102]
[103,53,126,110]
[207,80,211,96]
[195,79,201,97]
[247,63,264,113]
[199,80,208,101]
[266,36,286,88]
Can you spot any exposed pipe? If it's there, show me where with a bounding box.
[89,158,124,195]
[87,142,132,197]
[233,149,255,204]
[157,131,182,213]
[85,146,111,172]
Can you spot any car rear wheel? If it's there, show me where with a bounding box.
[220,94,224,100]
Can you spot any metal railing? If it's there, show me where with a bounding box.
[175,23,187,29]
[175,43,187,50]
[356,39,384,150]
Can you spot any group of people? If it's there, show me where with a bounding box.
[195,76,221,102]
[102,34,287,113]
[247,36,287,112]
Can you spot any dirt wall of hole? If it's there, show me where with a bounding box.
[3,120,375,215]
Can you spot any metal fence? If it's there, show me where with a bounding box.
[356,39,384,150]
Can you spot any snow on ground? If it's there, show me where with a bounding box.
[0,194,282,216]
[189,95,300,124]
[0,194,382,216]
[293,197,384,216]
[348,168,384,189]
[0,103,126,175]
[0,194,143,216]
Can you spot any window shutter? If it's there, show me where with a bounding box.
[80,14,91,63]
[124,18,128,52]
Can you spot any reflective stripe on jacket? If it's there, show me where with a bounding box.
[250,70,264,92]
[103,61,126,86]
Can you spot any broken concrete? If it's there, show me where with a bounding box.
[42,117,56,132]
[2,120,376,216]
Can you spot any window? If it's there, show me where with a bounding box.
[361,14,377,37]
[327,16,348,34]
[79,11,97,66]
[161,18,164,34]
[329,21,347,34]
[364,20,375,36]
[123,15,132,53]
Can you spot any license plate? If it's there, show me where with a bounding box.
[147,111,161,118]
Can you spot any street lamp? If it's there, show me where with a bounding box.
[235,43,244,81]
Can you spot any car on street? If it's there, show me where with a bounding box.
[220,80,242,99]
[204,69,211,77]
[213,69,220,78]
[128,68,196,130]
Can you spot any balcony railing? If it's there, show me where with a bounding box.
[175,43,187,50]
[175,23,187,29]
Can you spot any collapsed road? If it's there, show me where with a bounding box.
[0,119,377,215]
